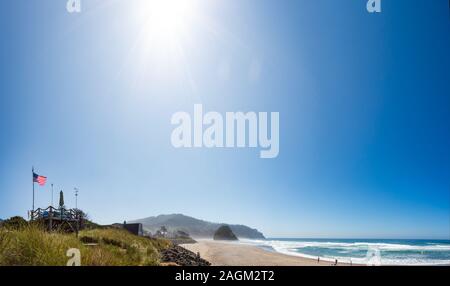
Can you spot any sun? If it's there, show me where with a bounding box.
[140,0,197,44]
[124,0,205,92]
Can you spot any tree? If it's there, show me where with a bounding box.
[59,191,65,208]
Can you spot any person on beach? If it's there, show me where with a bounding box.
[317,257,320,263]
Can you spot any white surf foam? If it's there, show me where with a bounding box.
[238,239,450,266]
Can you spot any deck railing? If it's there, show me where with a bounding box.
[30,206,81,221]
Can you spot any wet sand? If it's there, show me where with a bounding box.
[180,240,353,266]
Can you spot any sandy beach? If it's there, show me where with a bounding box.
[181,240,351,266]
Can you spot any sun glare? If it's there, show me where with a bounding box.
[140,0,197,43]
[126,0,205,91]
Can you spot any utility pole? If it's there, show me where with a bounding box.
[74,187,79,210]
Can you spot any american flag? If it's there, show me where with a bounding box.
[33,172,47,186]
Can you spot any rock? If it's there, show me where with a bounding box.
[160,245,211,266]
[169,237,197,245]
[213,225,238,241]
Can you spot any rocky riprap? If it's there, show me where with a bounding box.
[160,245,211,266]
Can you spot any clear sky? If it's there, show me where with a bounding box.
[0,0,449,239]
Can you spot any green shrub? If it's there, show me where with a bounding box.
[1,216,28,230]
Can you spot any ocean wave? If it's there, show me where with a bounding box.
[241,240,450,251]
[238,239,450,265]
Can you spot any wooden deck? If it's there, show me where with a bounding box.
[30,206,83,233]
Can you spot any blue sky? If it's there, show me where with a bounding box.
[0,0,449,239]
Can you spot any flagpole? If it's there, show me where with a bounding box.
[51,183,54,207]
[32,166,35,215]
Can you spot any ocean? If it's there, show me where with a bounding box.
[240,238,450,266]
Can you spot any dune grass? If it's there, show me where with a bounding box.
[0,225,171,266]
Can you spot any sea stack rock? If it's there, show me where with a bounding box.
[213,225,238,241]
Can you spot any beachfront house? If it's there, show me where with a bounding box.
[123,221,144,236]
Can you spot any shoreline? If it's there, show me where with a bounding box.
[180,240,353,266]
